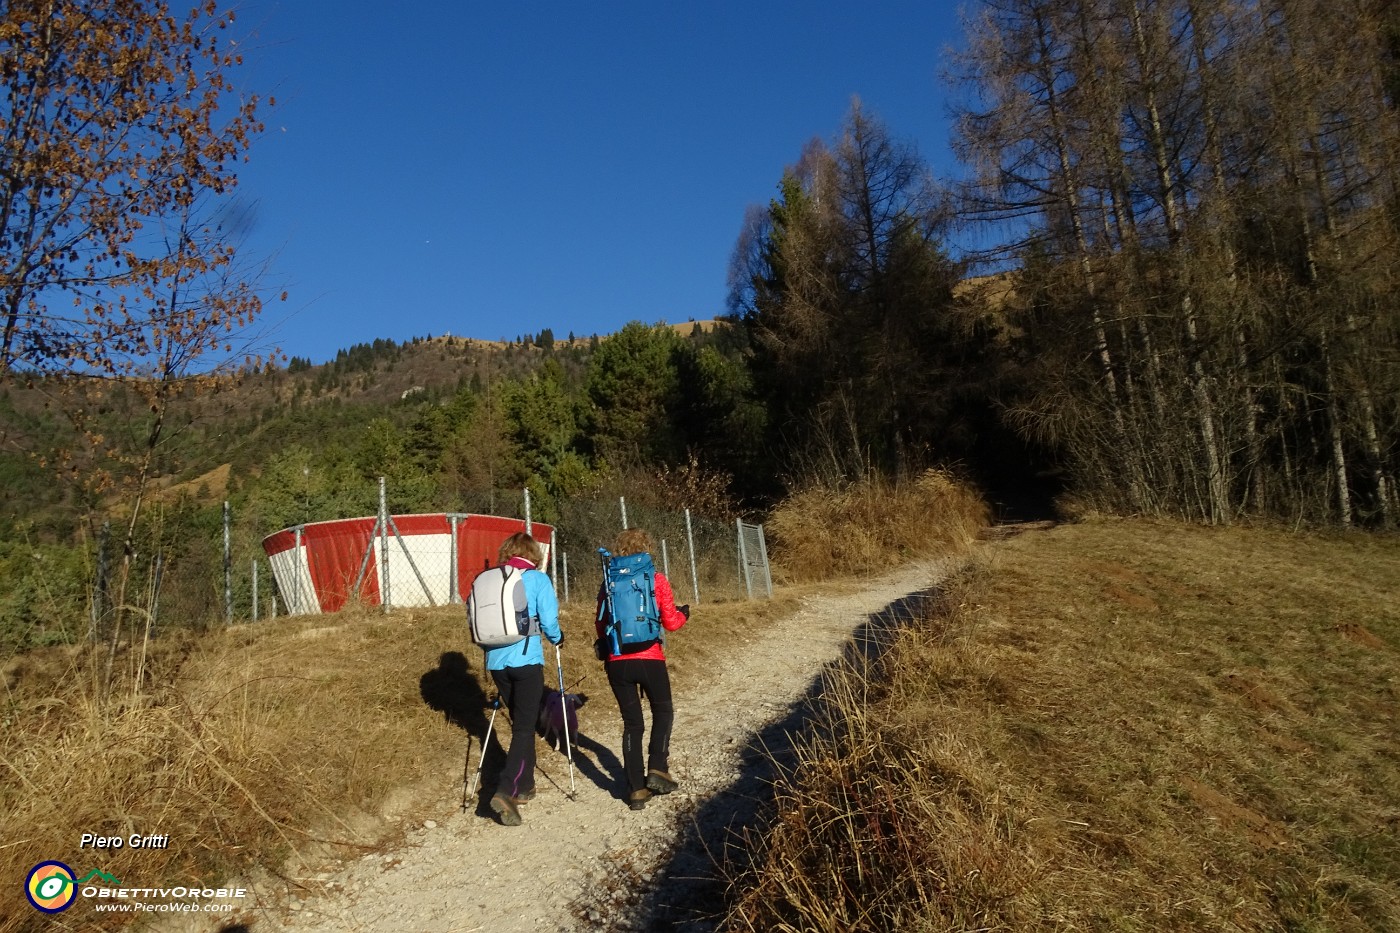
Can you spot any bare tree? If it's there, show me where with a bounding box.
[2,1,276,692]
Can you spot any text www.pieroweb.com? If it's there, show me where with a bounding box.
[91,900,241,914]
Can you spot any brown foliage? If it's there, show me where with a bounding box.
[1,0,268,381]
[952,0,1400,528]
[767,469,989,582]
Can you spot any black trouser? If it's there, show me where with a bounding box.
[490,664,543,799]
[606,657,673,793]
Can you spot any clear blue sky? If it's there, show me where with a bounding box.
[231,1,972,365]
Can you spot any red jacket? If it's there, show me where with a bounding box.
[595,569,688,662]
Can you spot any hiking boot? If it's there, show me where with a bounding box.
[627,788,652,811]
[489,793,522,826]
[513,788,536,804]
[646,770,678,795]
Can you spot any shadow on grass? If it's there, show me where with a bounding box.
[418,651,507,817]
[419,650,491,735]
[619,584,947,932]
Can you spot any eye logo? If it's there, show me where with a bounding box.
[26,861,77,913]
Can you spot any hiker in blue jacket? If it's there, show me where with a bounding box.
[483,531,562,826]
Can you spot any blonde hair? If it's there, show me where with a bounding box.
[498,531,543,566]
[612,528,655,558]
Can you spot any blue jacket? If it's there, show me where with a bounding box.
[483,559,562,671]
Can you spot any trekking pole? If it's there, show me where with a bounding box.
[555,643,576,797]
[460,731,472,813]
[467,694,502,803]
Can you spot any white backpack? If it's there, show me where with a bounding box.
[468,566,538,647]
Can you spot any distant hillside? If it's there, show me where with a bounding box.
[0,318,741,531]
[668,319,727,336]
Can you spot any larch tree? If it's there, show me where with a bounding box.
[731,103,963,485]
[948,0,1399,527]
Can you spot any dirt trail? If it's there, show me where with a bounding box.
[219,558,952,933]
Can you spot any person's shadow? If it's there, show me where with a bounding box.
[575,731,626,799]
[536,719,625,800]
[420,650,490,733]
[419,652,625,814]
[419,651,503,815]
[421,651,632,815]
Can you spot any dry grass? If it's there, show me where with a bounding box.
[144,463,232,506]
[723,518,1400,932]
[0,578,815,931]
[666,319,727,336]
[0,471,986,930]
[766,469,990,583]
[23,483,1387,932]
[0,608,469,931]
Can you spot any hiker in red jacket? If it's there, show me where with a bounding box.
[594,528,690,810]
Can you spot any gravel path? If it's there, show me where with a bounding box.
[217,558,952,933]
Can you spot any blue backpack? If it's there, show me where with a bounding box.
[598,548,661,654]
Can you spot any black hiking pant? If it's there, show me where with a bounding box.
[606,657,673,793]
[491,663,544,799]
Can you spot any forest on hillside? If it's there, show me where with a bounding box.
[2,0,1398,654]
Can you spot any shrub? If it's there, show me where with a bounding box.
[766,470,988,582]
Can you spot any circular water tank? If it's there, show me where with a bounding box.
[262,513,554,615]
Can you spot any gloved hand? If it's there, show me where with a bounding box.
[593,637,609,661]
[677,604,690,620]
[554,634,565,648]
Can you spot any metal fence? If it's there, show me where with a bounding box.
[75,478,770,641]
[551,492,752,611]
[737,520,773,599]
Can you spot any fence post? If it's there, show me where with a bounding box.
[661,539,670,577]
[90,521,110,643]
[619,496,628,530]
[685,508,700,605]
[151,551,164,631]
[524,487,532,534]
[379,476,390,613]
[736,518,750,598]
[563,552,570,603]
[756,524,773,598]
[294,525,304,614]
[252,559,259,623]
[449,514,461,603]
[223,501,232,625]
[383,514,434,606]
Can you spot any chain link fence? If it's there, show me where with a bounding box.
[551,493,747,609]
[56,478,769,651]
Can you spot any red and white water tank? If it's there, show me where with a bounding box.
[262,513,554,615]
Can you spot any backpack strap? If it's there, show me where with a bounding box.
[597,548,623,654]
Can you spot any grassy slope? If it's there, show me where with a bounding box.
[1,470,980,931]
[0,586,805,932]
[726,519,1400,932]
[5,508,1395,931]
